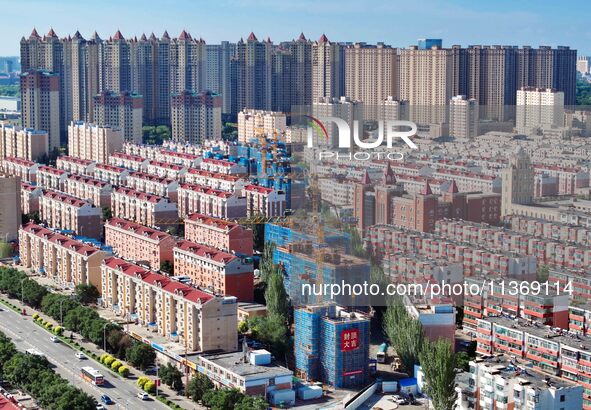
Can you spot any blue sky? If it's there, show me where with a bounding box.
[2,0,590,55]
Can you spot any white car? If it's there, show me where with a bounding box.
[75,352,86,359]
[49,336,59,343]
[96,405,106,410]
[137,392,149,401]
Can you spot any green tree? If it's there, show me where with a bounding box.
[237,320,249,334]
[75,284,100,304]
[187,374,214,403]
[159,363,184,391]
[203,388,243,410]
[160,260,174,275]
[22,211,42,225]
[259,241,277,283]
[101,207,112,221]
[249,314,290,358]
[419,339,458,410]
[537,264,550,282]
[235,395,268,410]
[455,351,471,371]
[126,343,156,370]
[383,299,424,373]
[264,266,289,321]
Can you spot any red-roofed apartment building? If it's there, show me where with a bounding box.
[105,218,175,269]
[244,185,286,218]
[174,240,254,301]
[40,189,102,238]
[184,213,253,256]
[101,257,238,352]
[19,223,108,292]
[111,187,178,229]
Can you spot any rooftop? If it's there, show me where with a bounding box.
[195,350,292,381]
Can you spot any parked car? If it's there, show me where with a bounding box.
[137,392,149,401]
[75,352,87,360]
[389,395,409,405]
[49,336,59,343]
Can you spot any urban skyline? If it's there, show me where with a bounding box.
[1,0,590,55]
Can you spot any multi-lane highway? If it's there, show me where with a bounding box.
[0,304,169,410]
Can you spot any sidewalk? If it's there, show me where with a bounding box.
[1,292,203,410]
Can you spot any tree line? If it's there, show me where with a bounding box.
[383,297,469,410]
[0,331,96,409]
[186,374,267,410]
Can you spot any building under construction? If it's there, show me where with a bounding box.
[294,303,370,388]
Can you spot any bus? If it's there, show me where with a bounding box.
[376,343,388,363]
[80,367,104,386]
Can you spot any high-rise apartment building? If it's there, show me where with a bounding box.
[345,43,398,119]
[449,95,478,138]
[516,87,565,135]
[399,45,453,125]
[312,34,345,102]
[92,91,142,143]
[20,69,60,149]
[234,33,273,112]
[67,121,124,163]
[417,38,442,49]
[171,90,222,144]
[0,174,21,241]
[464,45,518,121]
[577,56,590,75]
[0,123,48,161]
[289,33,313,107]
[206,42,236,114]
[516,46,577,105]
[169,31,206,95]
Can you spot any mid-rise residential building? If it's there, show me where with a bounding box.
[200,158,248,175]
[0,123,48,161]
[0,175,21,241]
[177,182,247,219]
[19,222,108,291]
[294,304,370,388]
[93,91,142,143]
[173,239,254,301]
[68,121,124,164]
[578,56,590,75]
[56,156,96,175]
[101,257,238,352]
[92,163,130,186]
[516,87,565,135]
[145,160,187,181]
[36,165,68,191]
[64,174,113,208]
[171,90,222,144]
[111,187,178,229]
[455,355,583,410]
[108,152,149,172]
[237,109,287,144]
[244,185,286,218]
[21,182,43,216]
[40,189,102,238]
[20,69,60,149]
[125,172,179,202]
[185,169,246,192]
[184,213,253,256]
[2,157,40,183]
[104,218,175,270]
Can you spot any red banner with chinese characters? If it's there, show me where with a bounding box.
[341,329,360,351]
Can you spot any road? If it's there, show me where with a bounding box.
[0,305,168,410]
